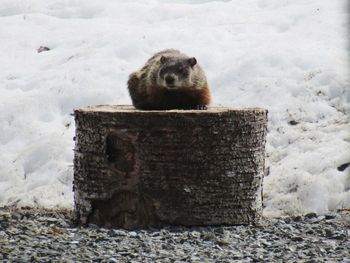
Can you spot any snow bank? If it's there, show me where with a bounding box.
[0,0,349,216]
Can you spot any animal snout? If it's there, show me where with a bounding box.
[165,76,175,85]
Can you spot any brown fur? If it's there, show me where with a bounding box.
[127,49,211,110]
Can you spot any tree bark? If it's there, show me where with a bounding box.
[73,105,268,229]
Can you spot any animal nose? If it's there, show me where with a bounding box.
[165,76,175,85]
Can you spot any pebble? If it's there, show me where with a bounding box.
[37,46,50,53]
[304,212,318,219]
[0,207,349,262]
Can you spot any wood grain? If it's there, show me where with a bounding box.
[73,105,268,229]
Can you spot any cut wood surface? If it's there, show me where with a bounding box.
[73,105,268,229]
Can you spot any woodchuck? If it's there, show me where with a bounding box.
[127,49,211,110]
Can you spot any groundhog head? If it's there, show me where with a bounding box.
[157,55,197,89]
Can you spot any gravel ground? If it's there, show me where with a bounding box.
[0,207,349,262]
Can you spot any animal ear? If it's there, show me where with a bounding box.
[188,57,197,67]
[160,56,168,64]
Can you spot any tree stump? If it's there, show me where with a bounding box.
[73,105,268,229]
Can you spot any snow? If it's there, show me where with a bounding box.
[0,0,349,216]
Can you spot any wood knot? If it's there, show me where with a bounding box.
[106,133,135,172]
